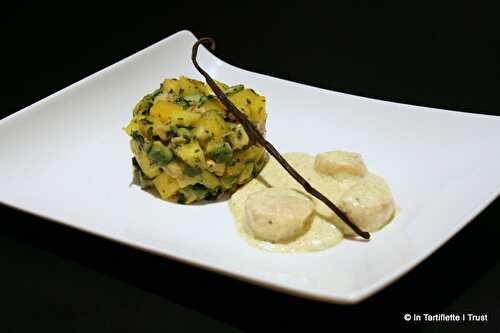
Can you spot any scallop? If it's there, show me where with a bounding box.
[244,188,314,242]
[314,151,367,180]
[339,174,395,233]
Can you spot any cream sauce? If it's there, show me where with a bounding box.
[229,152,394,252]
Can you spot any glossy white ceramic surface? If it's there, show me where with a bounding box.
[1,30,499,303]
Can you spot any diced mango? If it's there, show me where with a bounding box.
[201,170,220,189]
[125,120,141,136]
[175,141,205,168]
[178,76,204,96]
[162,79,181,95]
[176,174,200,188]
[234,145,265,163]
[238,163,254,184]
[163,76,209,97]
[127,76,268,203]
[228,89,266,125]
[179,189,198,204]
[194,110,229,142]
[188,78,211,95]
[221,176,237,190]
[225,161,246,177]
[150,100,201,127]
[152,172,180,200]
[201,98,226,117]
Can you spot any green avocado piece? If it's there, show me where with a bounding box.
[208,142,233,164]
[148,141,173,166]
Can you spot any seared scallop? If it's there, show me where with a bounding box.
[244,188,314,242]
[339,174,395,233]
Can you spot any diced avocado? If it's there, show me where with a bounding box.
[183,92,207,106]
[184,166,202,177]
[131,130,145,146]
[171,136,187,145]
[207,142,233,164]
[126,76,268,204]
[165,124,178,134]
[175,96,190,109]
[176,127,192,141]
[148,141,173,166]
[130,140,161,179]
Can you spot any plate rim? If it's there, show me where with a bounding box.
[1,29,499,304]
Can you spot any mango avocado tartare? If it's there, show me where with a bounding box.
[125,76,268,204]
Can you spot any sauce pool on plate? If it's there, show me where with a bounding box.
[229,152,395,252]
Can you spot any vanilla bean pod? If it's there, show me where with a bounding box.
[192,37,370,239]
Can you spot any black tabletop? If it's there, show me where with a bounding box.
[2,3,499,332]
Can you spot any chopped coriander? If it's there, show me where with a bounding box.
[175,96,190,109]
[131,131,145,145]
[189,183,209,199]
[184,93,207,106]
[224,84,244,96]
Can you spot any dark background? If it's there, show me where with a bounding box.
[1,2,499,332]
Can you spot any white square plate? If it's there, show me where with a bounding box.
[1,30,499,304]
